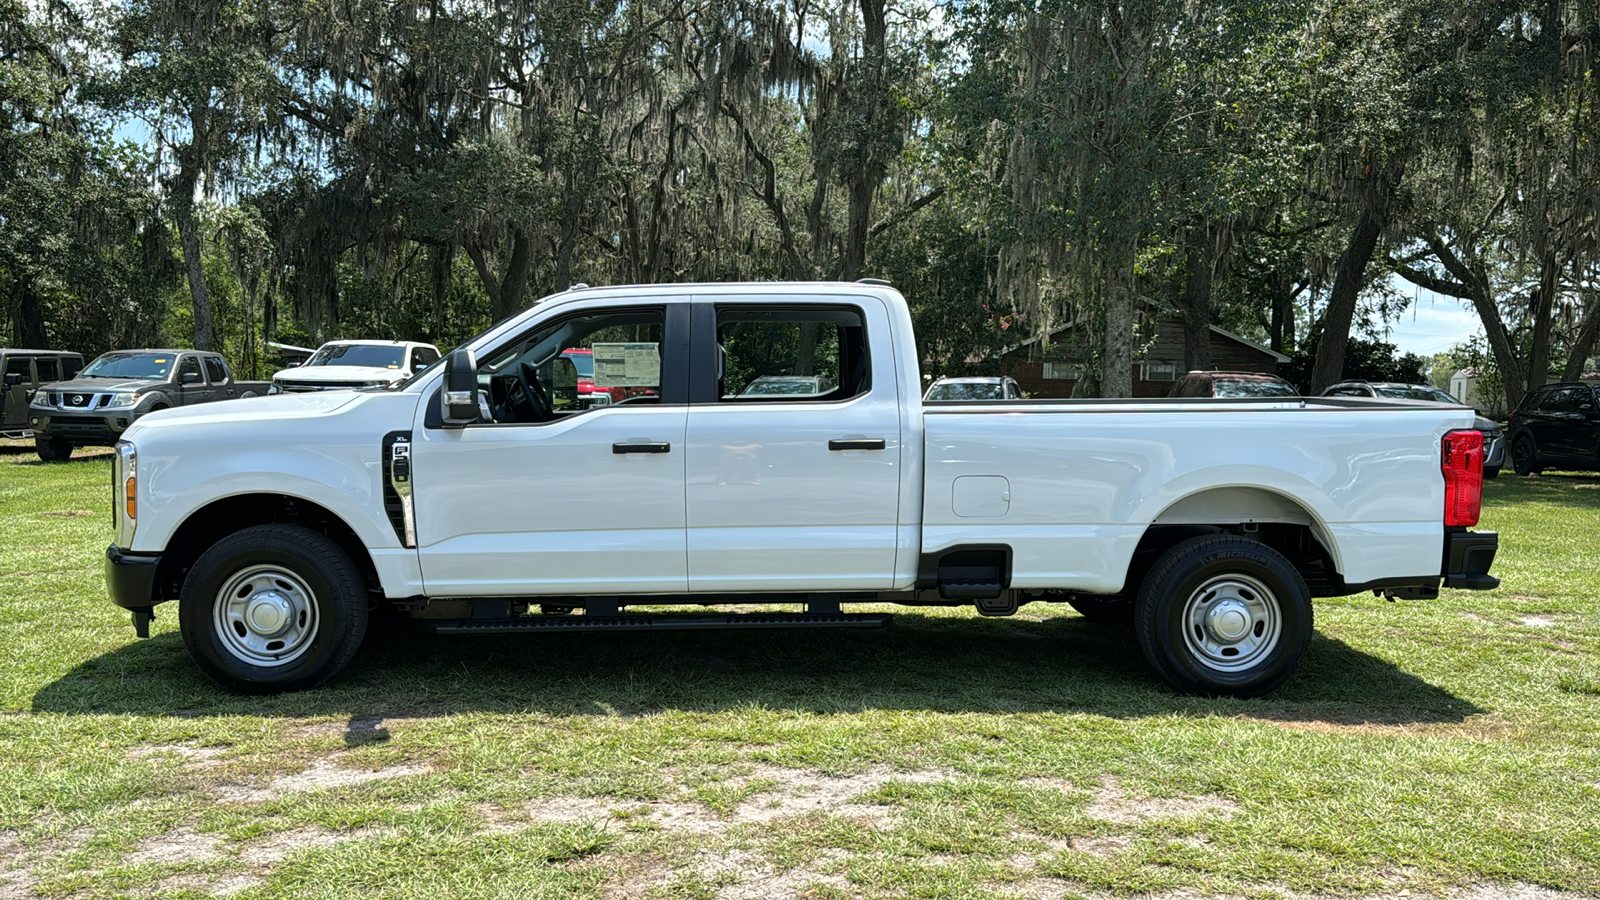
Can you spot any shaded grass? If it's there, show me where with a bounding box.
[2,442,1598,898]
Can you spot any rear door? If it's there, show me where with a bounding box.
[683,294,903,592]
[203,356,237,399]
[1,355,30,428]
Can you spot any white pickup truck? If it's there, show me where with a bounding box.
[105,282,1499,697]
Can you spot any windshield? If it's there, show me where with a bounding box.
[307,344,406,369]
[1214,378,1297,398]
[80,353,177,380]
[561,350,595,378]
[1377,385,1458,403]
[927,382,1005,401]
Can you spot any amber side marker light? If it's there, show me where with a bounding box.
[124,474,137,521]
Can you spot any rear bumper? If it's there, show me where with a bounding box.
[105,544,162,610]
[1443,530,1499,590]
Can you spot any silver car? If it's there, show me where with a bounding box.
[1321,381,1505,478]
[923,376,1025,401]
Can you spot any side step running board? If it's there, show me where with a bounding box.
[428,612,894,635]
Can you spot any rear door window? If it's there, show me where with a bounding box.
[711,307,869,403]
[35,358,59,382]
[203,357,229,384]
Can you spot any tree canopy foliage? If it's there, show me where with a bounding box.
[3,0,1596,405]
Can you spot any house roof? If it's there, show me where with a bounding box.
[991,321,1287,363]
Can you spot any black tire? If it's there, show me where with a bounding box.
[1065,594,1134,626]
[1134,535,1313,698]
[1511,436,1539,476]
[35,436,73,462]
[1483,465,1500,480]
[178,524,368,693]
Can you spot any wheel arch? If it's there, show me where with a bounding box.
[154,493,383,605]
[1131,485,1343,596]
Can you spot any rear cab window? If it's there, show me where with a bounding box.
[711,306,870,404]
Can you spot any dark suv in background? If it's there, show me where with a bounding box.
[1507,382,1600,476]
[1322,381,1505,479]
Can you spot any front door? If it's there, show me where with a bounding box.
[412,301,691,596]
[683,296,904,592]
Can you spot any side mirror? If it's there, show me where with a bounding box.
[441,348,480,427]
[551,357,578,409]
[180,371,202,385]
[2,372,23,387]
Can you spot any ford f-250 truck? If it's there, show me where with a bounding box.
[104,282,1499,697]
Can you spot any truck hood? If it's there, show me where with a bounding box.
[38,377,163,394]
[273,365,408,384]
[123,391,368,437]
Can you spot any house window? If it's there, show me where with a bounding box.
[1143,361,1177,382]
[1043,362,1081,380]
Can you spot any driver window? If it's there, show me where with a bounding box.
[477,307,665,424]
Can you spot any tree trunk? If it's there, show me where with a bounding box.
[1102,266,1135,398]
[175,100,216,352]
[467,229,535,324]
[11,277,48,348]
[1524,249,1560,391]
[1181,238,1212,371]
[1563,297,1599,381]
[1309,201,1385,393]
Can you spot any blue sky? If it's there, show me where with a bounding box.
[1380,276,1483,358]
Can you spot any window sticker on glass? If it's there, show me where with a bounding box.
[592,343,660,387]
[153,359,167,364]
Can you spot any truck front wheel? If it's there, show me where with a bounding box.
[35,436,72,462]
[178,524,368,693]
[1134,535,1312,698]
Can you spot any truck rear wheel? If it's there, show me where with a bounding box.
[178,524,368,693]
[1134,535,1312,698]
[35,436,72,462]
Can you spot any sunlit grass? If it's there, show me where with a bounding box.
[2,441,1596,897]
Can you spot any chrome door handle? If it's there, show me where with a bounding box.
[613,442,671,454]
[828,439,886,451]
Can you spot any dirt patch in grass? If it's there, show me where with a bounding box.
[241,826,379,865]
[1084,776,1237,825]
[690,847,853,900]
[38,509,96,517]
[128,743,228,771]
[213,758,428,803]
[1518,615,1557,628]
[598,853,672,899]
[1001,876,1091,899]
[124,828,226,866]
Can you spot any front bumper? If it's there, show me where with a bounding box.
[1443,530,1499,589]
[32,411,131,444]
[1485,433,1506,469]
[106,544,162,610]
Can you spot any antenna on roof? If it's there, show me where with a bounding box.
[856,277,892,286]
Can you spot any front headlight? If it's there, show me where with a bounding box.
[113,441,137,547]
[267,382,282,395]
[106,392,142,409]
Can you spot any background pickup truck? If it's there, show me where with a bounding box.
[103,282,1499,697]
[31,349,269,461]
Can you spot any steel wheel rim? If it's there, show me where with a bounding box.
[213,564,319,667]
[1181,573,1282,672]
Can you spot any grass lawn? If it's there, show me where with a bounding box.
[1,438,1597,899]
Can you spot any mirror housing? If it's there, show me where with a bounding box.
[2,372,23,387]
[180,371,202,385]
[551,356,579,409]
[441,348,480,427]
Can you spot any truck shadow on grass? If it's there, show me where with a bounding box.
[31,613,1483,726]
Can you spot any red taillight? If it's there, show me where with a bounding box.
[1442,429,1484,527]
